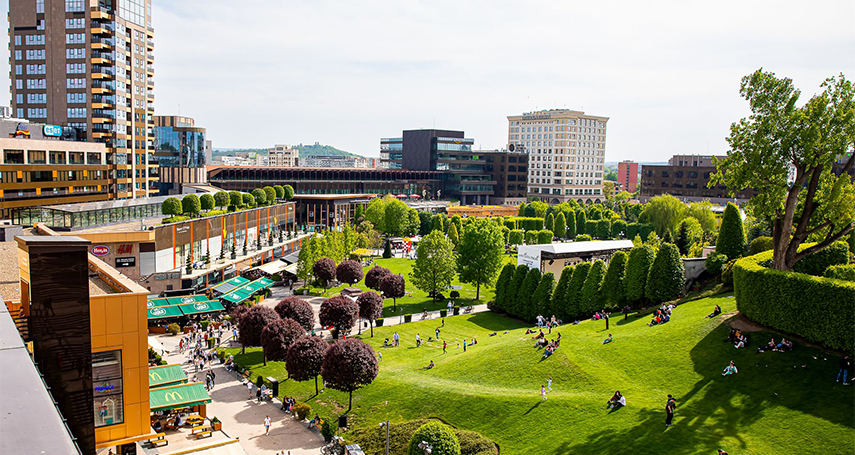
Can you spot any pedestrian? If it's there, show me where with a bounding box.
[463,339,467,352]
[623,305,630,320]
[547,376,553,393]
[435,327,440,339]
[665,395,676,426]
[416,334,421,347]
[210,370,216,386]
[378,351,382,361]
[264,415,271,436]
[247,381,253,399]
[443,341,447,354]
[837,355,851,385]
[541,384,547,401]
[441,318,445,327]
[393,332,399,346]
[605,312,610,330]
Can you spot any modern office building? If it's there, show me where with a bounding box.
[0,118,111,219]
[8,0,157,199]
[507,109,609,204]
[481,149,528,205]
[380,129,495,204]
[618,160,639,193]
[303,154,373,168]
[208,166,443,199]
[639,154,759,203]
[152,115,206,195]
[268,144,299,167]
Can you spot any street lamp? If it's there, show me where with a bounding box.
[378,421,390,455]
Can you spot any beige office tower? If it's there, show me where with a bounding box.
[268,144,299,167]
[507,109,608,204]
[9,0,157,199]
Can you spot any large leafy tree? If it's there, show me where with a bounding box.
[228,191,242,207]
[336,260,364,285]
[601,250,629,309]
[457,218,505,300]
[260,317,304,366]
[711,70,855,271]
[645,243,686,303]
[263,186,277,205]
[364,197,388,233]
[384,198,410,236]
[274,297,314,331]
[282,184,295,200]
[251,188,267,206]
[321,339,379,412]
[641,194,685,236]
[313,258,337,291]
[447,223,460,248]
[356,291,383,337]
[200,193,215,212]
[318,295,358,339]
[380,274,406,311]
[238,305,279,354]
[410,230,457,301]
[285,335,328,395]
[365,266,391,291]
[676,217,704,256]
[296,236,321,287]
[273,185,285,200]
[626,245,655,304]
[214,191,229,209]
[716,202,746,260]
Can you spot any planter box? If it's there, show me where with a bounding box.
[212,422,222,431]
[453,307,460,315]
[439,310,448,318]
[148,326,166,334]
[182,327,193,334]
[404,314,412,323]
[376,319,384,327]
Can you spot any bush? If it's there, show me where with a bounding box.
[524,231,537,245]
[734,250,855,352]
[537,229,553,244]
[350,419,496,455]
[722,259,737,284]
[793,240,850,277]
[580,260,606,316]
[645,243,685,303]
[292,402,312,420]
[749,236,774,255]
[408,421,461,455]
[611,220,628,239]
[824,264,855,281]
[596,219,611,240]
[705,253,728,276]
[450,290,460,299]
[376,318,384,327]
[575,234,592,242]
[716,202,745,260]
[508,229,524,246]
[167,323,180,335]
[626,245,655,303]
[161,197,182,216]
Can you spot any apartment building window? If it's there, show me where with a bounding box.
[15,50,22,60]
[50,151,67,164]
[68,107,87,118]
[66,0,85,12]
[27,108,47,118]
[87,153,102,164]
[25,35,45,45]
[27,79,46,89]
[65,18,85,29]
[68,93,86,103]
[66,33,85,44]
[16,94,23,104]
[15,80,22,90]
[28,151,47,164]
[36,0,45,13]
[66,48,85,59]
[69,123,87,131]
[15,65,22,75]
[67,78,85,88]
[66,63,85,73]
[26,64,46,74]
[27,93,46,104]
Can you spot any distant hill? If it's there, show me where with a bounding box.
[214,144,360,160]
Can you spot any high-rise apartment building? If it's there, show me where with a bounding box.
[152,115,206,195]
[8,0,156,200]
[618,160,639,193]
[269,144,299,167]
[507,109,608,204]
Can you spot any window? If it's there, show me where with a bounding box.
[27,79,46,89]
[26,64,46,74]
[92,350,124,427]
[25,35,45,45]
[66,48,85,59]
[27,108,47,118]
[67,107,87,118]
[67,78,85,88]
[65,18,85,29]
[36,0,45,13]
[16,94,23,104]
[66,0,85,12]
[15,65,22,75]
[15,80,22,90]
[14,35,21,46]
[66,63,85,74]
[66,33,85,44]
[68,93,86,103]
[27,93,46,104]
[15,50,22,60]
[50,151,66,164]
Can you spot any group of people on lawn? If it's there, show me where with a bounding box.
[527,328,561,359]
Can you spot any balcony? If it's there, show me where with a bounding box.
[92,66,115,79]
[146,52,154,61]
[91,7,112,20]
[146,39,154,49]
[91,81,115,94]
[92,109,116,123]
[91,37,114,50]
[91,22,115,35]
[146,64,154,75]
[147,93,154,100]
[91,96,116,109]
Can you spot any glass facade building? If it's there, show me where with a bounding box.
[152,116,207,195]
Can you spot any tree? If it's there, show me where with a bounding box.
[518,203,526,217]
[458,218,505,300]
[336,260,364,285]
[405,209,420,236]
[214,191,229,209]
[296,236,321,288]
[365,266,391,291]
[537,230,553,244]
[447,223,460,248]
[273,185,285,200]
[181,194,201,216]
[285,335,328,395]
[524,231,537,245]
[641,194,686,236]
[410,230,457,301]
[319,296,358,339]
[564,262,591,319]
[508,265,529,317]
[711,70,855,271]
[686,201,717,238]
[645,243,685,303]
[676,217,704,256]
[313,258,337,291]
[261,318,304,366]
[549,213,564,239]
[380,274,405,311]
[450,215,464,237]
[580,260,607,316]
[321,338,379,412]
[251,188,267,206]
[407,421,461,455]
[552,266,574,321]
[532,272,556,318]
[576,210,587,235]
[493,263,516,312]
[524,204,537,217]
[228,191,242,207]
[601,250,628,309]
[716,202,745,260]
[431,214,445,232]
[383,240,392,258]
[282,185,295,200]
[544,213,555,232]
[418,211,433,236]
[384,198,409,236]
[238,305,279,354]
[611,220,628,239]
[566,209,576,238]
[626,245,655,304]
[200,193,215,212]
[515,268,541,321]
[357,291,383,337]
[261,186,275,204]
[274,297,315,331]
[508,229,524,245]
[161,197,182,216]
[242,192,256,207]
[596,219,611,239]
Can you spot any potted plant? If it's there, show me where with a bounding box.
[320,419,335,443]
[211,417,222,431]
[439,309,447,318]
[404,313,412,323]
[453,306,460,316]
[375,318,384,327]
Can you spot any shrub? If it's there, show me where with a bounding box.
[181,194,201,216]
[564,262,591,319]
[408,421,461,455]
[161,197,182,216]
[532,272,556,318]
[580,260,607,316]
[596,219,611,240]
[493,263,516,312]
[716,202,745,260]
[749,236,774,255]
[242,192,256,207]
[793,240,850,277]
[319,296,358,339]
[585,220,598,238]
[575,234,592,242]
[508,229,524,245]
[544,213,554,232]
[336,260,364,285]
[537,229,553,244]
[626,222,639,240]
[576,211,587,235]
[383,241,393,258]
[200,193,215,211]
[601,250,628,309]
[638,223,656,241]
[507,265,529,317]
[705,253,728,276]
[645,243,685,303]
[376,318,384,326]
[721,259,737,285]
[554,213,567,239]
[450,290,460,299]
[734,250,855,352]
[824,264,855,281]
[293,402,312,420]
[626,245,655,303]
[552,266,574,321]
[166,323,180,335]
[611,220,628,239]
[518,268,542,321]
[524,231,537,245]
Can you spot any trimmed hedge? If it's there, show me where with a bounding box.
[748,236,774,255]
[733,250,855,352]
[350,419,496,455]
[793,240,850,277]
[825,264,855,281]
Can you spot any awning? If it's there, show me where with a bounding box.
[166,294,209,306]
[241,277,274,295]
[282,252,300,264]
[258,260,287,275]
[149,382,211,412]
[210,276,250,295]
[179,300,226,316]
[147,297,171,308]
[164,439,246,455]
[149,364,188,388]
[283,263,299,276]
[220,288,253,304]
[147,304,184,320]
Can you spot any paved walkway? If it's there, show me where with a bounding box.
[156,336,325,455]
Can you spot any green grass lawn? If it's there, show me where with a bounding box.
[307,256,516,318]
[224,294,855,454]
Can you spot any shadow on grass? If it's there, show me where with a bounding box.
[524,400,543,415]
[466,312,527,332]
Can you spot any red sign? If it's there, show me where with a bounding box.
[91,245,110,256]
[117,244,134,255]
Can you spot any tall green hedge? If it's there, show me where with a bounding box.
[544,213,554,232]
[601,250,628,309]
[611,220,628,239]
[493,263,516,312]
[508,229,524,246]
[552,266,574,320]
[566,210,577,238]
[734,250,855,352]
[508,265,530,317]
[625,245,655,303]
[585,220,598,238]
[533,272,556,317]
[824,264,855,281]
[580,260,607,316]
[537,230,553,244]
[524,231,537,245]
[645,243,685,303]
[519,268,542,321]
[576,211,587,235]
[793,240,850,277]
[748,236,774,255]
[564,262,592,319]
[716,202,745,260]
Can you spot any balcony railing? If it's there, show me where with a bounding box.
[92,66,115,76]
[91,51,115,61]
[92,81,115,90]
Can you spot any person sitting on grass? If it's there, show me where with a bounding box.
[603,333,613,344]
[525,328,536,335]
[543,344,556,359]
[556,332,562,345]
[607,391,625,409]
[725,329,737,343]
[734,333,748,349]
[531,330,545,340]
[722,361,738,376]
[757,338,775,353]
[417,360,435,371]
[707,304,722,318]
[535,338,548,349]
[774,338,793,352]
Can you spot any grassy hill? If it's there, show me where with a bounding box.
[224,260,854,454]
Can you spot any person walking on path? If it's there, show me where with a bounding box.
[264,415,271,436]
[246,381,253,399]
[435,327,441,339]
[393,332,399,346]
[665,395,676,426]
[541,384,547,401]
[837,355,851,385]
[547,377,553,393]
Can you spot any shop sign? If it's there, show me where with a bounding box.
[115,257,135,268]
[117,244,134,254]
[176,226,190,234]
[180,296,196,304]
[43,124,62,137]
[193,302,211,311]
[154,272,181,280]
[150,307,167,316]
[91,245,110,256]
[94,381,116,393]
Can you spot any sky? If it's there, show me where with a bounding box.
[1,0,854,161]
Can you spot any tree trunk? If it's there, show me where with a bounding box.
[358,318,362,335]
[348,390,353,412]
[263,353,267,366]
[314,375,319,395]
[476,282,480,301]
[370,320,374,338]
[393,298,396,311]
